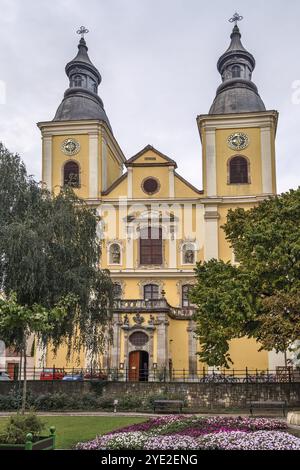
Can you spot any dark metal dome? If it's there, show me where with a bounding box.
[53,36,112,131]
[209,24,266,115]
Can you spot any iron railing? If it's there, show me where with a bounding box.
[4,366,300,383]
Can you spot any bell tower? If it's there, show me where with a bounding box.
[38,26,125,200]
[198,14,278,199]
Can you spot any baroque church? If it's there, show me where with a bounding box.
[35,18,284,379]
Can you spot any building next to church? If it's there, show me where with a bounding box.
[36,18,284,379]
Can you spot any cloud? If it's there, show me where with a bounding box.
[0,0,299,193]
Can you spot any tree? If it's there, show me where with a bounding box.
[191,188,300,368]
[0,293,70,413]
[0,143,114,381]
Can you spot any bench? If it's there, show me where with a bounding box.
[249,401,287,417]
[153,400,184,414]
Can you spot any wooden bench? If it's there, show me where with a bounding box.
[153,400,184,413]
[249,401,287,417]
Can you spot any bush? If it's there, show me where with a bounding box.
[0,412,45,444]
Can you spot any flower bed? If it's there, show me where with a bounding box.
[75,416,300,451]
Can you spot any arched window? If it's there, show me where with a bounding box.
[144,284,159,300]
[232,65,241,78]
[109,243,121,264]
[63,161,80,187]
[140,227,162,265]
[182,243,195,264]
[73,75,83,87]
[182,285,192,308]
[113,283,122,299]
[229,156,249,184]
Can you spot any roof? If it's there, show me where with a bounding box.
[125,145,177,168]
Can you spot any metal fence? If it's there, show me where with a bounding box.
[4,366,300,383]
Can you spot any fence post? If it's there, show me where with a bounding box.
[246,367,248,383]
[256,369,258,383]
[183,369,186,382]
[52,364,55,384]
[50,426,56,450]
[288,367,292,384]
[33,365,35,381]
[25,433,33,450]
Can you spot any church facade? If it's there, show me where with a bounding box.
[37,20,284,378]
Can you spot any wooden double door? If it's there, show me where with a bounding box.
[129,351,149,381]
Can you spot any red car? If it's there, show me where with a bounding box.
[40,368,65,380]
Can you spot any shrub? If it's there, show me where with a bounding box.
[0,412,45,444]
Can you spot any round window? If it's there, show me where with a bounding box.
[129,332,149,347]
[142,178,159,195]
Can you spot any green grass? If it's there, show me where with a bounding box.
[0,416,146,449]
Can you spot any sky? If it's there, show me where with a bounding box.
[0,0,299,193]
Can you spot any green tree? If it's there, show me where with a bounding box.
[0,143,114,383]
[191,188,300,368]
[0,293,70,413]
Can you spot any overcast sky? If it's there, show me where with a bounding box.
[0,0,299,193]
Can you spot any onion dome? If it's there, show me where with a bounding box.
[209,20,266,115]
[54,28,112,131]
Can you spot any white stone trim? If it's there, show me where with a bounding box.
[205,129,217,197]
[89,133,99,198]
[169,167,175,198]
[260,127,273,194]
[43,136,52,188]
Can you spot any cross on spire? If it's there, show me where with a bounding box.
[229,12,243,26]
[76,26,89,39]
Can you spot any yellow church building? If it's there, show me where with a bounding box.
[36,20,285,379]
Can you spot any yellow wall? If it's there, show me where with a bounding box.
[168,319,189,371]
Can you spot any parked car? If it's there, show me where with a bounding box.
[62,372,84,382]
[40,368,65,381]
[0,371,12,381]
[83,371,108,381]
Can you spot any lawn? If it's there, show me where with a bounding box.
[0,416,146,449]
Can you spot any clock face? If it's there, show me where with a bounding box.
[227,132,249,151]
[61,138,80,156]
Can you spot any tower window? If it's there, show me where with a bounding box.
[144,284,159,300]
[232,66,241,78]
[63,161,80,187]
[140,227,162,265]
[73,75,83,87]
[229,156,249,184]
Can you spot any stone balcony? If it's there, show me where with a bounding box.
[113,298,195,319]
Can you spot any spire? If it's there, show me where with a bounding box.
[53,27,112,131]
[209,14,265,115]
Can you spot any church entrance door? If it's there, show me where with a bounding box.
[128,351,149,382]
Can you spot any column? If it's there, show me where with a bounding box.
[101,137,107,191]
[205,129,217,197]
[204,205,219,260]
[156,313,169,368]
[168,167,175,198]
[43,136,52,188]
[187,320,197,375]
[89,133,99,198]
[260,126,273,194]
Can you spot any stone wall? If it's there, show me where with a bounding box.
[1,381,300,409]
